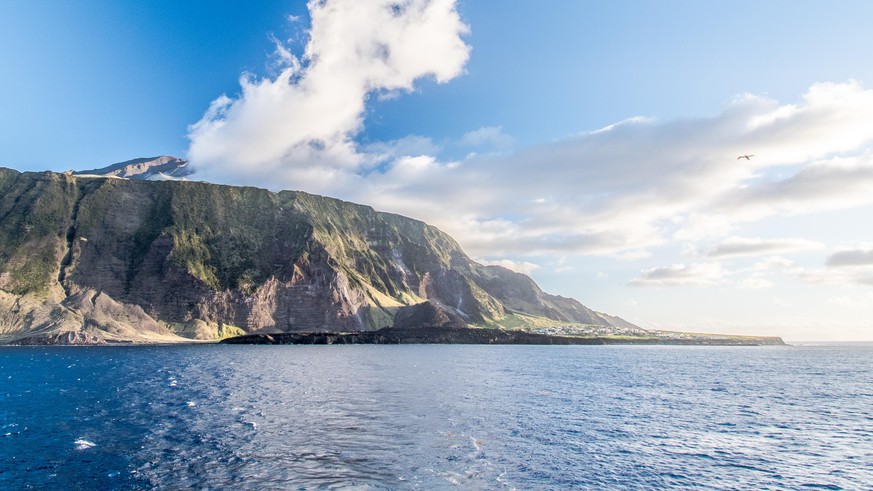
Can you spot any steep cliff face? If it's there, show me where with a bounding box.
[0,167,637,343]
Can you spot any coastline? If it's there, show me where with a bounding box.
[219,326,786,347]
[1,326,786,347]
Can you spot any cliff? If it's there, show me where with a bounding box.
[0,167,641,344]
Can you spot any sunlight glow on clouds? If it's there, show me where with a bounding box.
[347,82,873,262]
[797,247,873,287]
[628,263,726,288]
[188,0,470,187]
[737,277,774,290]
[187,1,873,315]
[708,237,823,258]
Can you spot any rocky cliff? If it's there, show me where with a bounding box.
[0,167,638,344]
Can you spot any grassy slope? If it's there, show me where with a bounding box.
[0,170,74,295]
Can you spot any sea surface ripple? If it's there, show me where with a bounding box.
[1,344,872,489]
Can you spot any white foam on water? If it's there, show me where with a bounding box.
[74,438,96,450]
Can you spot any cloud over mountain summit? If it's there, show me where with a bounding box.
[188,0,470,188]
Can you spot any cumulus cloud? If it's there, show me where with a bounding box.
[745,82,873,159]
[187,0,470,191]
[708,236,823,258]
[186,2,873,266]
[628,263,726,288]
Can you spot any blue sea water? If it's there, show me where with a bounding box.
[1,344,872,490]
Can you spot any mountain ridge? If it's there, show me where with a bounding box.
[0,165,646,344]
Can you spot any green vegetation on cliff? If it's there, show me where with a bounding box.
[0,167,646,344]
[0,170,76,294]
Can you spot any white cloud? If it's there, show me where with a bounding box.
[628,263,726,288]
[708,236,823,258]
[827,248,873,267]
[828,292,873,309]
[187,0,470,191]
[187,1,873,269]
[738,277,774,290]
[750,256,798,272]
[459,126,514,151]
[792,247,873,287]
[800,267,873,287]
[714,153,873,222]
[363,135,441,162]
[744,81,873,159]
[354,82,873,259]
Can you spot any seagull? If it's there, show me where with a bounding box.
[737,154,754,160]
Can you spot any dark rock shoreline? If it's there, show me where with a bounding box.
[220,326,785,346]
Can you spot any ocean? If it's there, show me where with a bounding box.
[1,344,871,489]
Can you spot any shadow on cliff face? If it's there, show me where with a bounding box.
[392,301,468,330]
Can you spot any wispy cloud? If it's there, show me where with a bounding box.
[353,82,873,259]
[362,135,442,163]
[774,248,873,287]
[708,236,823,258]
[826,248,873,267]
[737,277,774,290]
[459,126,514,152]
[713,153,873,222]
[186,4,873,267]
[800,267,873,287]
[628,263,726,288]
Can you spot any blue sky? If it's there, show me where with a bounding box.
[6,1,873,168]
[3,1,873,340]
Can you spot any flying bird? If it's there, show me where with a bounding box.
[737,154,754,160]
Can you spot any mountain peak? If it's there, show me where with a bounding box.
[76,156,192,181]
